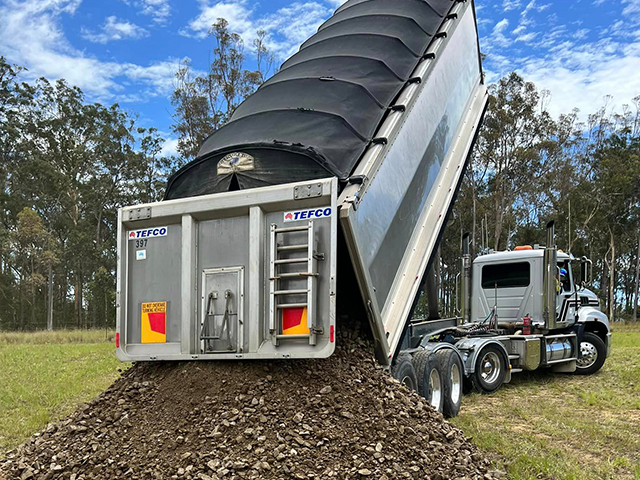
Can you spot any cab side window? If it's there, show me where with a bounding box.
[482,262,530,289]
[560,261,572,293]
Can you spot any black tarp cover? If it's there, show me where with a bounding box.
[165,0,456,200]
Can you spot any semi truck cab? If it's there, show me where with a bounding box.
[466,227,611,376]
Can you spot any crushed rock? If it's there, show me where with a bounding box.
[1,327,503,480]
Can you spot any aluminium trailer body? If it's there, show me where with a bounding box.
[115,0,488,365]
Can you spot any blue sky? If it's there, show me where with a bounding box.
[0,0,639,156]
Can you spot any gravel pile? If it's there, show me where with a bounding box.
[1,328,503,480]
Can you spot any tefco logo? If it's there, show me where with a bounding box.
[283,207,332,223]
[128,227,168,240]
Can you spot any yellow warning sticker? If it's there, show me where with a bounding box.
[141,301,167,344]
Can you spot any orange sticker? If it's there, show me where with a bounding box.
[141,301,166,343]
[282,307,310,335]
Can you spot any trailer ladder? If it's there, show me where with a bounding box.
[269,221,321,346]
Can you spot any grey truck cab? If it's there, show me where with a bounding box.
[466,224,611,380]
[467,226,611,376]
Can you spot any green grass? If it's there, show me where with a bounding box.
[0,329,115,345]
[1,325,639,479]
[0,335,121,453]
[452,323,640,480]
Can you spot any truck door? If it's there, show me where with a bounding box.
[557,260,576,324]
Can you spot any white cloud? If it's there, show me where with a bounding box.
[480,0,640,121]
[0,0,180,100]
[185,0,335,59]
[324,0,347,7]
[493,18,509,34]
[81,16,149,44]
[515,32,538,43]
[135,0,170,24]
[185,0,255,40]
[519,39,640,118]
[160,137,179,157]
[502,0,523,12]
[623,0,640,17]
[486,18,512,49]
[484,2,640,119]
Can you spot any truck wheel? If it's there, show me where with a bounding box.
[391,353,418,392]
[575,332,606,375]
[472,344,506,394]
[412,350,444,413]
[436,349,463,418]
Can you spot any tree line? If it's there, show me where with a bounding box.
[1,19,639,331]
[436,73,640,322]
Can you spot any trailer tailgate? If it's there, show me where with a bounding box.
[116,178,337,361]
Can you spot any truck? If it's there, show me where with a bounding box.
[115,0,611,418]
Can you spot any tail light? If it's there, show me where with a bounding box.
[115,332,120,348]
[522,315,531,335]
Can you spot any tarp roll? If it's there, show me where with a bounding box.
[165,0,457,200]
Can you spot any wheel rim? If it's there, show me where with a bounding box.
[480,351,501,385]
[450,362,461,404]
[577,341,598,368]
[429,368,442,411]
[400,374,414,390]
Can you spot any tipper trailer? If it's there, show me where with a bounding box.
[116,0,611,417]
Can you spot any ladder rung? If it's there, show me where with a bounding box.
[275,258,308,265]
[273,289,308,295]
[275,334,310,339]
[275,226,309,233]
[270,272,318,280]
[276,303,308,309]
[277,244,308,252]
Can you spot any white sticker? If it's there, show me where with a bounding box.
[128,226,168,240]
[284,207,332,223]
[136,250,147,261]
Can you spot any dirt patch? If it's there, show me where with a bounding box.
[1,328,503,480]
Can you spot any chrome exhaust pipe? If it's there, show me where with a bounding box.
[543,221,558,330]
[461,233,472,323]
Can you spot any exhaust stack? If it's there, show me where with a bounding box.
[542,221,558,330]
[426,264,439,321]
[461,233,472,323]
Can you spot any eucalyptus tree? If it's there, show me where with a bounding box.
[171,18,274,160]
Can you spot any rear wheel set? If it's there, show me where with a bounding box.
[391,349,463,418]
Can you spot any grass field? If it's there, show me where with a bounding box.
[0,326,638,480]
[0,331,121,452]
[452,323,640,480]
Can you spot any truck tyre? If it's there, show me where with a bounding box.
[472,344,506,394]
[436,349,463,418]
[391,353,418,392]
[412,350,444,413]
[575,332,606,375]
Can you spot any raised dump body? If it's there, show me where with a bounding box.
[116,0,487,364]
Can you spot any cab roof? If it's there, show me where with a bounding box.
[473,249,572,264]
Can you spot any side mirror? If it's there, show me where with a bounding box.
[580,257,592,286]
